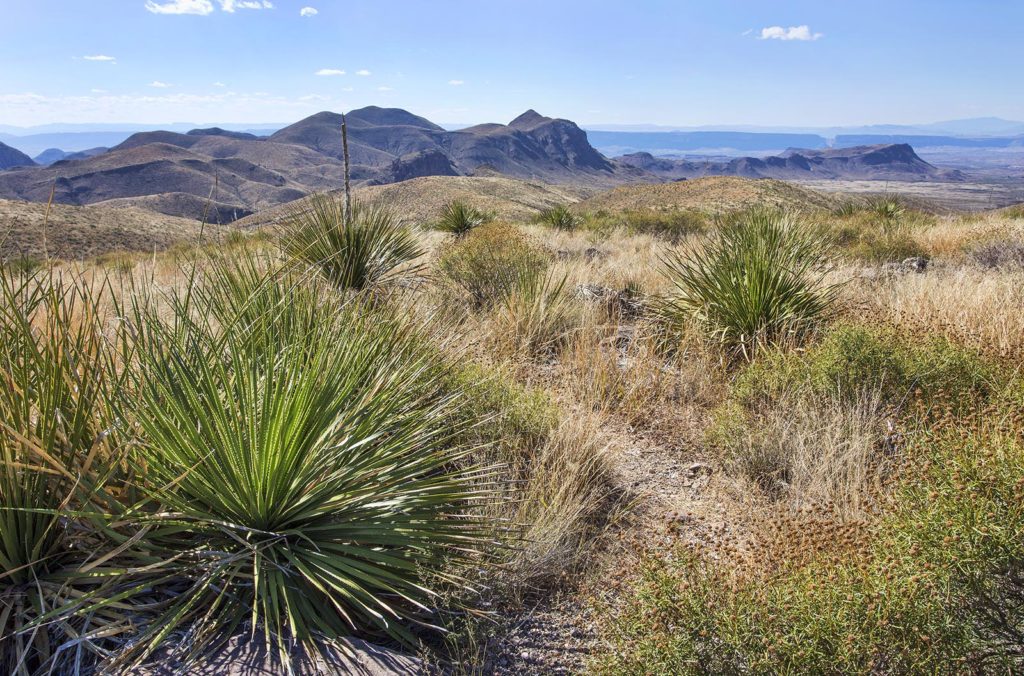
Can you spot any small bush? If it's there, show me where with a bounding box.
[734,323,995,412]
[437,222,550,308]
[436,200,489,238]
[657,209,840,359]
[283,194,424,291]
[537,205,580,231]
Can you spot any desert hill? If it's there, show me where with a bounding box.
[618,143,964,182]
[573,176,838,214]
[0,141,35,170]
[0,198,208,260]
[235,174,591,229]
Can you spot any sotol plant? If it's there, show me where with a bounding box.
[283,193,424,291]
[538,205,581,231]
[658,210,840,359]
[437,200,489,238]
[0,271,134,676]
[119,259,493,664]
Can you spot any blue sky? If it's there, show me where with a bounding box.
[1,0,1021,128]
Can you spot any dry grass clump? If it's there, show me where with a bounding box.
[712,388,894,520]
[852,266,1024,361]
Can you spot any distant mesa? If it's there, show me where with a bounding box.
[616,143,964,182]
[0,108,967,223]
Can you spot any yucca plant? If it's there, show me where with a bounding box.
[120,261,493,666]
[0,270,134,675]
[283,193,424,291]
[437,200,489,238]
[538,205,580,231]
[870,194,906,230]
[657,210,839,359]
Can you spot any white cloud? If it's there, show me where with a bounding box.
[220,0,273,11]
[213,81,226,87]
[299,94,329,101]
[91,88,108,94]
[759,25,823,41]
[83,55,117,62]
[376,86,393,92]
[145,0,215,15]
[355,69,371,76]
[448,79,465,86]
[316,68,345,76]
[300,6,318,16]
[149,80,172,88]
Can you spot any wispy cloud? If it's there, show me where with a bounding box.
[144,0,215,15]
[91,88,108,94]
[83,55,117,62]
[759,25,823,41]
[220,0,273,12]
[145,0,272,14]
[299,6,317,16]
[355,69,371,76]
[149,80,172,88]
[213,81,226,87]
[448,79,465,86]
[315,69,345,76]
[376,86,393,92]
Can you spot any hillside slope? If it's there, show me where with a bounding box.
[0,198,208,260]
[574,176,838,214]
[235,174,591,228]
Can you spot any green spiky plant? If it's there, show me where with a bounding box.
[538,205,580,231]
[117,257,494,667]
[657,210,840,359]
[283,194,424,291]
[0,270,134,676]
[437,200,489,238]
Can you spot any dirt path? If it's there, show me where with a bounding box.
[484,416,723,675]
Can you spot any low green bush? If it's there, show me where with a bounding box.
[734,323,995,412]
[580,209,708,242]
[437,222,550,308]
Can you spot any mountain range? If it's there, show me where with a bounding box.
[0,107,966,223]
[617,144,965,182]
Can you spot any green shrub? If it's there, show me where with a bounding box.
[437,222,550,308]
[657,209,840,359]
[436,200,489,238]
[120,258,493,660]
[734,323,994,412]
[2,255,43,275]
[537,205,580,231]
[578,209,709,242]
[283,194,424,291]
[593,413,1024,674]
